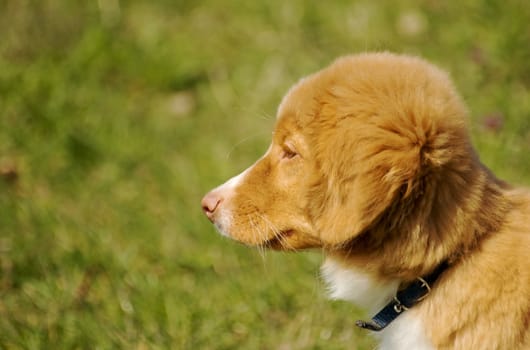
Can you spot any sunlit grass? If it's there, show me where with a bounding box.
[1,1,529,349]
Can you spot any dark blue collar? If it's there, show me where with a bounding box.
[356,261,449,332]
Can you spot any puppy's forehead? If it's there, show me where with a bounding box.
[276,73,323,126]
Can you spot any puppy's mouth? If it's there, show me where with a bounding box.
[262,229,322,250]
[262,230,295,249]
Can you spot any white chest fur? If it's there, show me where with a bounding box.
[321,258,435,350]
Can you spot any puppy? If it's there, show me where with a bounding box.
[201,52,530,349]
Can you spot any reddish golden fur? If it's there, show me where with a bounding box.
[202,53,530,349]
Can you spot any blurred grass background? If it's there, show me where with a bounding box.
[0,0,529,349]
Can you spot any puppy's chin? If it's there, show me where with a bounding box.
[224,225,322,250]
[261,230,323,251]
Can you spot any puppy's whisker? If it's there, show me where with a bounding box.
[258,111,275,121]
[255,215,269,259]
[248,215,266,259]
[257,213,278,237]
[225,132,268,160]
[259,213,298,251]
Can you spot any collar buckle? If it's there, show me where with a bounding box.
[356,262,448,332]
[414,276,432,302]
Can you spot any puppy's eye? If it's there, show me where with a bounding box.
[281,143,298,160]
[282,149,297,159]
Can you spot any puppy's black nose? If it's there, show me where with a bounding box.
[201,191,222,222]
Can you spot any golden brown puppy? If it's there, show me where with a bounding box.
[201,52,530,350]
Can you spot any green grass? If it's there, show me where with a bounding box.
[1,0,529,349]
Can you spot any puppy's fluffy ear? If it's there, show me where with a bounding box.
[313,108,470,247]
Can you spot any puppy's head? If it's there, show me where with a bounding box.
[202,53,471,251]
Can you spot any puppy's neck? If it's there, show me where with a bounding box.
[332,163,512,281]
